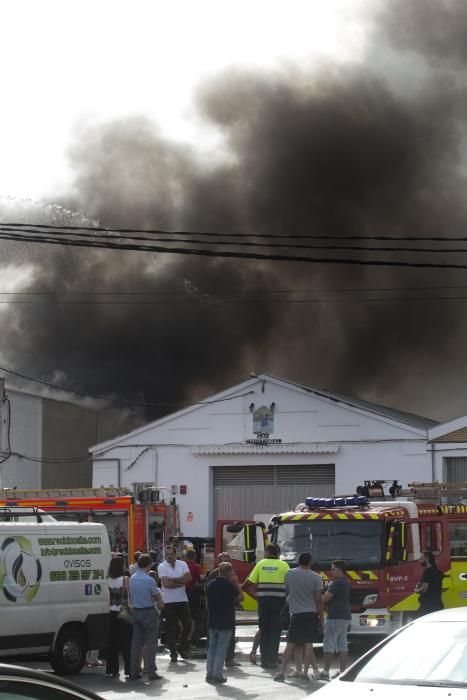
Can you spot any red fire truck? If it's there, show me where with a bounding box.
[0,486,180,557]
[217,483,467,630]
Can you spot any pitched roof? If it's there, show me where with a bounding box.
[428,415,467,442]
[267,375,437,431]
[91,372,437,453]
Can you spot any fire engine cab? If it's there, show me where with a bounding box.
[0,486,180,558]
[220,482,467,632]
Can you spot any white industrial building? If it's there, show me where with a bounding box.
[90,374,438,537]
[0,379,140,489]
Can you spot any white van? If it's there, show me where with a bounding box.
[0,511,111,674]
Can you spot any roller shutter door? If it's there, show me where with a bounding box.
[212,464,335,524]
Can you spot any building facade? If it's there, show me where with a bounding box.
[0,383,141,489]
[428,417,467,484]
[90,374,436,537]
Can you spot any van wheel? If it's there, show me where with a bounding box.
[50,625,86,675]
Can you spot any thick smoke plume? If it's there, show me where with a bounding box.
[3,3,467,422]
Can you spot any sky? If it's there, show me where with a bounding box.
[0,0,367,200]
[3,0,467,425]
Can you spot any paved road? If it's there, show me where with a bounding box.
[9,626,374,699]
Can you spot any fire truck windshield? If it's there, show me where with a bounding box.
[273,519,384,568]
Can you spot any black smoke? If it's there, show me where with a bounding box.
[3,4,467,422]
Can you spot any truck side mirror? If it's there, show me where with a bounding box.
[243,523,257,563]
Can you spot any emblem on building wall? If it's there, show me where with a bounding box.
[253,404,274,435]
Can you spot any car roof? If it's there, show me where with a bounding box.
[0,663,103,699]
[415,606,467,623]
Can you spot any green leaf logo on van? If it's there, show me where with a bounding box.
[0,536,42,602]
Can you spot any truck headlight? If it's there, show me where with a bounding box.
[362,594,378,605]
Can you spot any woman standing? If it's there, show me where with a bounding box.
[106,557,132,678]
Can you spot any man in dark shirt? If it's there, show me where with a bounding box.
[320,559,351,680]
[205,552,242,665]
[205,562,243,684]
[184,549,204,643]
[415,550,444,617]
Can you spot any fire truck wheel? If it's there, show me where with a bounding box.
[50,624,86,675]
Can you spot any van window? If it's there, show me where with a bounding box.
[448,522,467,558]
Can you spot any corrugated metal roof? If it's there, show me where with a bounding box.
[263,374,438,430]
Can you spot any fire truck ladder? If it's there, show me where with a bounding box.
[406,482,467,504]
[0,486,131,499]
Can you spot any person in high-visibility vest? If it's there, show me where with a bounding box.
[244,543,289,669]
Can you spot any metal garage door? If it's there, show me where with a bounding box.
[212,464,335,524]
[445,457,467,482]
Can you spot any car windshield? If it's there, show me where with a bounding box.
[274,520,383,568]
[345,620,467,687]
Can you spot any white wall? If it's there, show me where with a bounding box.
[432,444,466,482]
[0,391,42,488]
[92,378,432,536]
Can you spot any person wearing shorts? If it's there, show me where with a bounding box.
[321,559,351,680]
[274,552,324,682]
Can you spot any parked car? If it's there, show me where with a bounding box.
[0,662,103,699]
[310,607,467,698]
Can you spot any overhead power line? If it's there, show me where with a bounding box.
[2,285,467,294]
[2,295,467,305]
[3,223,467,254]
[0,364,254,408]
[4,227,467,269]
[5,221,467,242]
[4,224,467,253]
[10,451,91,464]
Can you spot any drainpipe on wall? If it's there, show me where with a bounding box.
[152,447,158,486]
[431,442,436,482]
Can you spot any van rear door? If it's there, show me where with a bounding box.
[0,521,52,655]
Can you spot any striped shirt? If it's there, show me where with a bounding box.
[247,557,289,597]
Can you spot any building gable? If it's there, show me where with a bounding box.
[90,374,434,455]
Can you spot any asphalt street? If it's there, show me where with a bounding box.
[8,625,373,700]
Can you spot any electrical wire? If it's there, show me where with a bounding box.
[4,223,467,254]
[3,228,467,269]
[2,284,467,295]
[2,295,467,305]
[10,451,90,464]
[0,365,254,408]
[5,221,467,242]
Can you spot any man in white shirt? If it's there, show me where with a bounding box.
[158,545,192,662]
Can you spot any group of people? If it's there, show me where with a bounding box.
[244,543,351,682]
[106,545,192,680]
[105,542,444,685]
[106,544,240,682]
